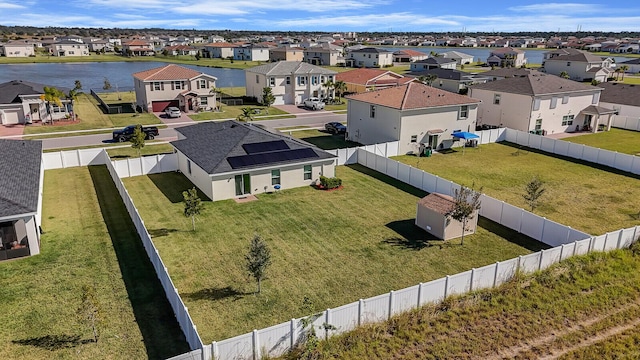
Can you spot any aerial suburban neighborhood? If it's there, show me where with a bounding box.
[1,4,640,359]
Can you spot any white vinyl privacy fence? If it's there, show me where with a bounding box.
[612,115,640,132]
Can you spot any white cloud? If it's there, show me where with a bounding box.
[266,12,460,29]
[0,1,24,9]
[508,3,601,13]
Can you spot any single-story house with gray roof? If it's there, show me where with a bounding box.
[171,120,337,201]
[0,139,43,261]
[0,80,71,125]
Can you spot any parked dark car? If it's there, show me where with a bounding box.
[112,125,159,142]
[324,122,346,134]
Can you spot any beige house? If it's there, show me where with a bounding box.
[202,42,236,58]
[245,61,337,105]
[270,47,304,62]
[486,47,527,68]
[416,193,478,241]
[346,82,481,154]
[0,80,71,125]
[171,121,336,201]
[336,68,415,94]
[469,73,615,134]
[132,64,217,113]
[346,47,393,68]
[122,40,154,56]
[542,49,613,83]
[303,47,344,66]
[0,139,43,261]
[234,43,271,61]
[1,42,35,57]
[441,51,475,65]
[47,40,89,57]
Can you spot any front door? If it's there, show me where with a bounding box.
[428,134,438,149]
[235,174,251,196]
[584,114,592,129]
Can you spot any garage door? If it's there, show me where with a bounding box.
[151,100,179,112]
[0,109,21,125]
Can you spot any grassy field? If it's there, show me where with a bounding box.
[0,167,188,359]
[562,128,640,155]
[619,76,640,85]
[107,143,175,158]
[394,142,640,235]
[291,129,361,150]
[95,91,136,103]
[188,105,290,121]
[123,165,546,342]
[283,246,640,359]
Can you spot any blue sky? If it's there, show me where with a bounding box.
[0,1,639,32]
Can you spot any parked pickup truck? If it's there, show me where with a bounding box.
[112,125,159,142]
[303,97,325,110]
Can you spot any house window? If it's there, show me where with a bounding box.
[200,96,208,105]
[299,76,306,85]
[269,77,275,86]
[187,160,192,174]
[535,118,543,130]
[550,97,558,109]
[153,82,161,91]
[370,105,376,118]
[533,98,541,111]
[562,115,574,126]
[592,92,600,104]
[410,135,418,143]
[286,76,290,85]
[174,81,183,90]
[199,79,207,89]
[459,105,469,119]
[303,165,312,180]
[562,95,569,104]
[311,76,318,85]
[320,76,325,83]
[567,62,571,66]
[256,75,260,84]
[271,169,281,185]
[329,76,333,82]
[493,94,501,105]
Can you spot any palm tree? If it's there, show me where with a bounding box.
[40,86,65,124]
[614,68,623,81]
[236,107,254,122]
[619,65,629,80]
[322,79,334,101]
[333,80,347,102]
[67,80,83,121]
[210,86,222,111]
[559,71,570,79]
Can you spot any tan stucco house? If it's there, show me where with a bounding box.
[133,64,217,113]
[542,48,613,83]
[202,42,236,59]
[0,80,71,125]
[346,47,393,68]
[0,139,43,261]
[1,41,35,57]
[346,82,481,154]
[415,193,478,241]
[171,121,337,201]
[47,40,89,57]
[245,61,337,105]
[469,73,616,134]
[269,47,304,62]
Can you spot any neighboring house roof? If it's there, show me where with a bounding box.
[350,47,392,54]
[418,193,454,215]
[204,42,237,48]
[133,64,212,81]
[406,68,473,81]
[346,82,480,110]
[442,51,474,59]
[125,40,152,46]
[581,105,617,115]
[393,49,427,57]
[51,40,87,45]
[0,80,70,104]
[548,50,608,63]
[414,57,457,65]
[620,58,640,65]
[469,73,599,96]
[171,121,336,174]
[597,83,640,107]
[0,139,43,218]
[336,68,412,86]
[481,68,541,78]
[490,47,524,55]
[246,61,337,76]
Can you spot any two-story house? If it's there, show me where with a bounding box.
[122,40,154,56]
[346,47,393,68]
[202,42,236,59]
[269,47,304,62]
[245,61,337,105]
[47,40,89,57]
[303,47,344,66]
[1,41,35,57]
[133,64,217,113]
[486,47,527,68]
[469,73,615,134]
[542,48,613,82]
[410,57,457,71]
[234,43,271,61]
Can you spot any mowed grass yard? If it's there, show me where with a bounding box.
[562,128,640,155]
[395,142,640,235]
[0,167,188,359]
[123,165,546,342]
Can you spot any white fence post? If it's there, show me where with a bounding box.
[290,318,297,348]
[469,268,475,291]
[325,309,331,339]
[388,291,394,320]
[416,282,423,308]
[358,299,363,326]
[253,329,260,360]
[444,275,450,298]
[538,249,545,270]
[211,341,218,360]
[493,262,499,287]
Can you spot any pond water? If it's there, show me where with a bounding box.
[0,61,246,91]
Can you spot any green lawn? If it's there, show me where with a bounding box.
[95,91,136,103]
[107,144,175,158]
[562,128,640,155]
[291,129,362,150]
[619,76,640,85]
[123,165,546,342]
[188,105,290,121]
[285,247,640,359]
[0,167,189,359]
[394,142,640,235]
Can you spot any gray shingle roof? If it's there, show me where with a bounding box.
[469,73,600,96]
[351,47,392,54]
[620,58,640,65]
[480,68,541,78]
[245,61,337,76]
[171,121,335,174]
[0,80,70,104]
[0,139,42,218]
[414,57,456,65]
[597,82,640,107]
[406,68,472,81]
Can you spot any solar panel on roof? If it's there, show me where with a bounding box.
[243,140,289,154]
[228,148,319,169]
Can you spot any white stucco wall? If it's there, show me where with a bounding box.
[3,45,35,57]
[601,102,640,118]
[176,151,215,200]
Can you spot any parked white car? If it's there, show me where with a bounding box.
[303,97,325,110]
[165,107,181,118]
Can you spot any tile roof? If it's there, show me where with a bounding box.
[336,68,406,85]
[125,40,151,46]
[469,73,600,96]
[0,80,70,104]
[597,82,640,107]
[346,82,480,110]
[132,64,210,81]
[418,193,455,215]
[393,49,428,57]
[245,61,337,76]
[171,121,335,174]
[0,139,42,218]
[203,42,237,48]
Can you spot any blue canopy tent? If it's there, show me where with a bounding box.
[451,131,479,154]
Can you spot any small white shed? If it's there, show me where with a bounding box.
[415,193,478,240]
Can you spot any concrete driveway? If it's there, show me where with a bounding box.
[153,112,195,126]
[273,104,328,115]
[0,124,25,138]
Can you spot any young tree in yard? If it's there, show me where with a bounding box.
[261,87,275,114]
[40,86,65,123]
[77,285,101,343]
[130,125,146,156]
[236,107,254,122]
[447,184,482,246]
[183,187,204,231]
[523,176,546,212]
[559,71,570,79]
[245,235,272,294]
[334,80,347,102]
